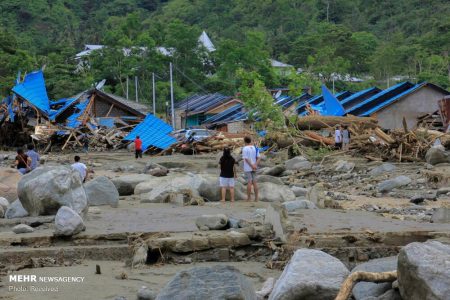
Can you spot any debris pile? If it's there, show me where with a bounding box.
[169,132,247,154]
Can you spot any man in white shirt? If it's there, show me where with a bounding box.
[71,155,87,182]
[334,125,343,149]
[242,136,261,202]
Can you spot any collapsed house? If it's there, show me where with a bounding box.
[0,70,175,152]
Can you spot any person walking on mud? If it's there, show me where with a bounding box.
[134,136,143,159]
[242,136,260,202]
[219,147,237,205]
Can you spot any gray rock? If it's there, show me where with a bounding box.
[137,286,157,300]
[398,241,450,300]
[17,166,88,216]
[84,176,119,207]
[269,249,349,300]
[12,224,35,234]
[334,160,355,172]
[376,289,402,300]
[0,206,4,218]
[111,174,154,196]
[54,206,86,236]
[282,199,317,212]
[257,175,284,185]
[195,214,228,230]
[262,165,286,176]
[144,163,169,177]
[436,187,450,196]
[410,195,425,204]
[264,204,289,242]
[425,147,450,165]
[352,256,398,300]
[258,182,296,202]
[377,176,411,193]
[369,163,396,176]
[196,176,246,202]
[431,208,450,223]
[285,156,312,171]
[290,186,308,197]
[156,265,256,300]
[307,182,327,208]
[5,200,28,219]
[0,197,9,210]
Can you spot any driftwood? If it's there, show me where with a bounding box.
[335,271,397,300]
[297,115,378,130]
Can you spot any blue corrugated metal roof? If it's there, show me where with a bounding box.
[299,91,351,116]
[66,98,90,128]
[340,86,381,109]
[98,117,116,128]
[202,104,243,124]
[359,83,427,117]
[49,97,78,121]
[12,70,50,114]
[123,114,176,150]
[322,85,345,116]
[176,93,232,114]
[346,81,414,116]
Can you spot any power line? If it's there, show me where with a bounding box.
[172,64,209,94]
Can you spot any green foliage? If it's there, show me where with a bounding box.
[237,69,284,128]
[287,73,322,96]
[0,0,449,102]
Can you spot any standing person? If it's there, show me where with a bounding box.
[82,134,89,153]
[71,155,87,182]
[26,144,40,171]
[219,148,237,204]
[15,148,31,175]
[334,125,343,150]
[134,136,143,159]
[342,126,351,150]
[242,136,261,202]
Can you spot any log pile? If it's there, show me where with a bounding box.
[170,132,247,154]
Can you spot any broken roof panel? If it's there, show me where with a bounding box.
[176,93,232,115]
[322,85,345,116]
[12,70,50,115]
[339,86,382,110]
[346,81,415,116]
[123,114,176,150]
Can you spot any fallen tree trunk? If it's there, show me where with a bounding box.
[335,270,397,300]
[297,115,378,130]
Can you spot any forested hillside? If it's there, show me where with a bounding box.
[0,0,449,107]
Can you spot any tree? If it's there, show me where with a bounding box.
[237,69,284,128]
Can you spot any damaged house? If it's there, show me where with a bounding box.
[0,70,175,152]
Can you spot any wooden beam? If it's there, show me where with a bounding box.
[105,104,115,117]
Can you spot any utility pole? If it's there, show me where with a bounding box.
[126,77,129,100]
[169,62,175,128]
[152,72,156,115]
[135,76,138,103]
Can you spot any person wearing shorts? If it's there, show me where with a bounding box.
[242,136,261,202]
[219,148,237,203]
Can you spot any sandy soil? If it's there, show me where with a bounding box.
[0,260,280,300]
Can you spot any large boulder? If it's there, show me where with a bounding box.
[377,176,411,193]
[261,165,286,177]
[156,265,257,300]
[431,207,450,223]
[257,175,284,186]
[351,256,398,300]
[111,174,154,196]
[84,176,119,207]
[143,163,169,177]
[269,249,349,300]
[282,199,317,212]
[196,175,246,202]
[425,147,450,165]
[0,167,21,201]
[54,206,86,236]
[284,156,312,171]
[308,182,327,208]
[258,182,295,202]
[0,197,9,210]
[5,199,28,219]
[398,241,450,300]
[369,163,396,176]
[17,166,88,216]
[290,186,308,197]
[195,214,228,230]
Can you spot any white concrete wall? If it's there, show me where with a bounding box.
[376,87,446,130]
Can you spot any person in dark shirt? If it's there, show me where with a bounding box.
[219,148,237,203]
[15,148,31,175]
